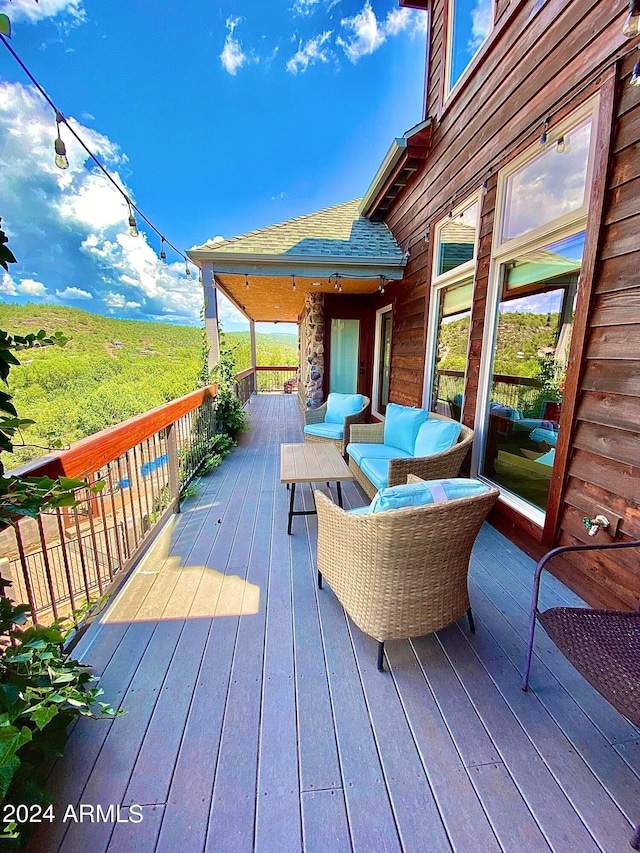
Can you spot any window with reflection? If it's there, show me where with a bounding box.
[436,200,479,276]
[502,118,593,243]
[480,232,584,511]
[429,280,473,420]
[447,0,492,94]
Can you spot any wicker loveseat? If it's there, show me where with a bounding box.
[347,407,474,500]
[315,475,499,670]
[304,393,370,456]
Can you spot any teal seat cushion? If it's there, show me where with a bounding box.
[369,478,490,514]
[346,505,371,515]
[359,457,391,491]
[414,419,461,458]
[347,443,412,467]
[325,393,366,424]
[383,403,429,454]
[536,448,555,467]
[304,422,344,440]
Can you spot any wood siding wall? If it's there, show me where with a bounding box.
[383,0,640,608]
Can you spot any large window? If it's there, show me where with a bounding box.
[372,307,392,418]
[424,195,480,419]
[476,100,599,520]
[446,0,493,96]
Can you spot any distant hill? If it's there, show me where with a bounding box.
[0,304,297,465]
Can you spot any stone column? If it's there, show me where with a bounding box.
[302,291,325,409]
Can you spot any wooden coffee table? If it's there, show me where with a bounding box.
[280,443,354,534]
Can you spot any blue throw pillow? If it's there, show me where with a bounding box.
[369,478,490,514]
[383,403,429,455]
[325,393,366,424]
[414,419,461,457]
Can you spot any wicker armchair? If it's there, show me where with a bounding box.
[315,475,499,670]
[348,413,474,500]
[304,396,370,456]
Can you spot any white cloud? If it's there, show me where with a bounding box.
[220,16,248,75]
[292,0,321,15]
[19,278,47,297]
[0,82,203,325]
[0,0,85,24]
[55,286,92,299]
[286,30,332,74]
[0,272,17,296]
[469,0,492,52]
[336,2,384,62]
[336,2,428,63]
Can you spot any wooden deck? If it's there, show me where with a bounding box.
[30,393,640,853]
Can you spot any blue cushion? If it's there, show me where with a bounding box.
[369,478,490,514]
[359,457,391,491]
[304,422,344,440]
[347,443,412,467]
[346,505,371,515]
[383,403,429,454]
[529,427,558,447]
[536,448,555,467]
[414,419,461,458]
[325,393,366,424]
[490,403,522,421]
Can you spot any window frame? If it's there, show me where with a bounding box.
[471,96,600,525]
[443,0,496,104]
[422,191,481,413]
[372,304,393,420]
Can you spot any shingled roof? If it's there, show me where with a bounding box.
[190,199,405,262]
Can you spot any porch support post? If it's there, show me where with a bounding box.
[249,319,258,395]
[201,262,220,371]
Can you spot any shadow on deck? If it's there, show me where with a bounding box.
[29,393,640,853]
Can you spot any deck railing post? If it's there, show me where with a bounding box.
[166,421,181,514]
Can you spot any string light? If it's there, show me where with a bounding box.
[540,116,549,146]
[160,237,167,263]
[424,224,431,243]
[245,274,250,290]
[185,263,192,281]
[292,274,296,291]
[127,202,139,237]
[556,136,566,153]
[481,167,491,196]
[447,198,454,218]
[0,34,194,270]
[54,111,69,170]
[623,0,640,37]
[378,275,386,294]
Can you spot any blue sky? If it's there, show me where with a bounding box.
[0,0,427,333]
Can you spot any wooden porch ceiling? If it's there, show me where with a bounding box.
[31,394,640,853]
[215,273,384,323]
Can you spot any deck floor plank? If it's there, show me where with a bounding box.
[29,394,638,853]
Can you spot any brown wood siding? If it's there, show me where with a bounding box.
[383,0,640,608]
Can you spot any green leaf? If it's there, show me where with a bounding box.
[30,705,58,731]
[0,15,10,38]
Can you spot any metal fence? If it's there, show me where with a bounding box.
[435,369,545,417]
[234,366,298,400]
[2,385,218,625]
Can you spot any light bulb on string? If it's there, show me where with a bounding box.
[245,274,249,290]
[447,199,454,218]
[185,263,192,281]
[556,136,566,153]
[378,275,386,294]
[160,237,167,263]
[54,111,69,170]
[292,274,296,291]
[127,202,139,237]
[481,167,491,197]
[623,0,640,37]
[424,224,431,244]
[540,116,550,146]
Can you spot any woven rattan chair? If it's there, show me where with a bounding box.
[315,475,499,671]
[305,396,370,456]
[522,538,640,850]
[348,414,474,500]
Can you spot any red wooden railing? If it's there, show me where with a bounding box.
[2,385,218,625]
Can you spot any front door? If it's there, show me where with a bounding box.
[329,319,359,394]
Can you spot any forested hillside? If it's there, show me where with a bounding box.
[0,304,297,465]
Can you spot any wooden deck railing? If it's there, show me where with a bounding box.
[2,385,218,625]
[436,369,544,414]
[234,366,298,403]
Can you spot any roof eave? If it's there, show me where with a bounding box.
[187,250,407,279]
